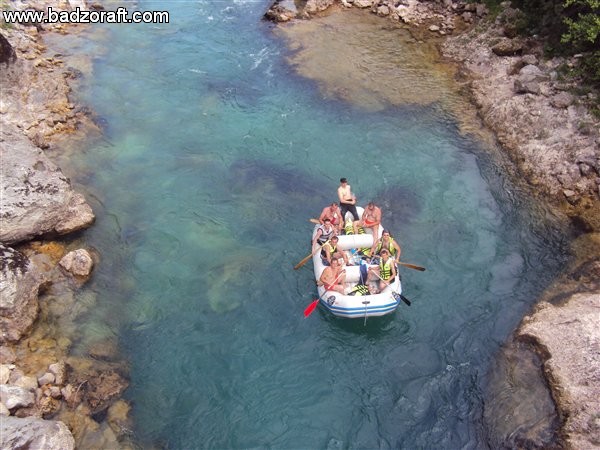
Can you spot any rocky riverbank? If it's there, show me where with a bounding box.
[266,0,599,448]
[1,1,132,448]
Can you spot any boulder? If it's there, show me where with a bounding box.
[59,248,94,277]
[551,92,575,109]
[0,384,35,409]
[0,245,44,343]
[518,293,600,449]
[305,0,336,14]
[492,38,523,56]
[0,416,74,450]
[0,124,95,245]
[0,32,17,66]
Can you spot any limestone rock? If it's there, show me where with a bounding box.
[305,0,336,14]
[0,416,74,450]
[59,248,94,277]
[0,124,95,245]
[0,384,35,409]
[0,32,17,66]
[492,38,523,56]
[518,293,600,449]
[551,92,575,109]
[0,245,44,343]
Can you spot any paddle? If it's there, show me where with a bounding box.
[294,243,322,270]
[397,261,426,272]
[309,218,320,224]
[373,272,411,306]
[304,270,344,317]
[369,255,426,272]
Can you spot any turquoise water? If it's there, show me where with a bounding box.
[63,1,569,448]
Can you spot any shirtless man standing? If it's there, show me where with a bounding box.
[337,177,359,223]
[355,201,381,237]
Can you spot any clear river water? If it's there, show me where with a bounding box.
[55,1,571,448]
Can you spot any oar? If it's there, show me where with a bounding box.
[304,270,344,317]
[373,272,411,306]
[294,243,322,270]
[369,256,426,272]
[397,261,426,272]
[309,218,320,224]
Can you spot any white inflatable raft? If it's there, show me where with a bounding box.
[311,209,401,319]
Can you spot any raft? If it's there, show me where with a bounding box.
[311,209,401,319]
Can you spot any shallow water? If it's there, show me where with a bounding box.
[57,1,570,448]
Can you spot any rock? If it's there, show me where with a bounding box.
[38,372,56,386]
[0,402,9,416]
[514,78,540,95]
[58,248,94,277]
[354,0,374,7]
[0,125,95,245]
[0,364,12,384]
[305,0,336,14]
[0,32,17,66]
[518,293,600,449]
[475,3,487,16]
[61,383,82,409]
[522,54,538,65]
[429,24,440,32]
[48,361,66,386]
[551,92,575,109]
[107,399,132,437]
[0,384,35,409]
[377,5,390,16]
[0,245,44,343]
[492,38,523,56]
[0,346,16,363]
[0,416,74,450]
[264,2,297,22]
[85,370,129,414]
[14,375,38,391]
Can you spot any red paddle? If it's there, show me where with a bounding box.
[304,270,344,318]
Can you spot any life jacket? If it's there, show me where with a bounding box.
[380,258,393,280]
[357,225,371,256]
[344,218,354,235]
[348,284,370,296]
[376,238,397,256]
[321,242,337,259]
[317,225,334,244]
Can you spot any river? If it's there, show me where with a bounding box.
[57,1,569,448]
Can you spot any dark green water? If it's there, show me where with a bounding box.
[60,1,569,448]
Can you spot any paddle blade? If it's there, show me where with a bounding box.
[294,253,313,270]
[398,262,426,271]
[400,294,412,306]
[309,218,320,224]
[303,299,320,317]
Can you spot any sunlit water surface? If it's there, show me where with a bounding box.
[57,1,570,448]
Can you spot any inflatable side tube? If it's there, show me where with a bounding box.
[336,233,373,250]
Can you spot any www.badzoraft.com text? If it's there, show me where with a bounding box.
[1,7,169,25]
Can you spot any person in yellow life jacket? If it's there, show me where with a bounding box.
[320,236,350,266]
[367,249,397,293]
[348,283,376,296]
[370,229,401,262]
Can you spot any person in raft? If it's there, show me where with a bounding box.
[370,229,401,263]
[355,201,381,237]
[321,235,351,266]
[312,218,336,248]
[368,248,397,293]
[319,202,343,234]
[318,254,346,294]
[337,177,359,223]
